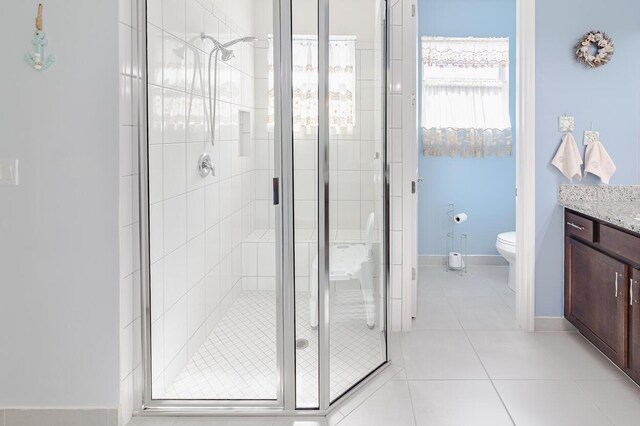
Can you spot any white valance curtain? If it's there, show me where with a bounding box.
[421,36,512,157]
[268,36,356,135]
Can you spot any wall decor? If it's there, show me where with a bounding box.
[24,4,55,71]
[575,31,614,68]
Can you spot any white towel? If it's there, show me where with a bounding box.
[551,133,583,181]
[585,140,616,184]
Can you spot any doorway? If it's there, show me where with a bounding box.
[404,0,537,331]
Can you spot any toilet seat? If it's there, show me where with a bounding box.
[497,232,516,247]
[496,232,516,292]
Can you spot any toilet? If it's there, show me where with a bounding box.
[496,232,516,292]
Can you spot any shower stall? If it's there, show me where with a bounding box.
[140,0,389,413]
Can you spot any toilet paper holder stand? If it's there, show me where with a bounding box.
[447,204,468,274]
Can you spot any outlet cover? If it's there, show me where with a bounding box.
[0,159,19,186]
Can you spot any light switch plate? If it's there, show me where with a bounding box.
[0,159,19,185]
[559,116,575,132]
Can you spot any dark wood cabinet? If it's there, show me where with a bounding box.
[629,268,640,382]
[565,238,628,367]
[564,209,640,383]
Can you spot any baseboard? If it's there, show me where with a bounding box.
[535,317,577,332]
[418,255,508,267]
[0,408,118,426]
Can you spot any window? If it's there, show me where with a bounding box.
[421,36,512,157]
[268,36,356,135]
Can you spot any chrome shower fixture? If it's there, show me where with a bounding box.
[200,33,257,146]
[223,36,259,47]
[200,34,257,63]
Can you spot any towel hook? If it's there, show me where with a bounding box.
[36,4,43,31]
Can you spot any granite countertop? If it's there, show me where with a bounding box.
[558,185,640,235]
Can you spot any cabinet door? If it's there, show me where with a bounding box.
[629,269,640,383]
[566,239,628,367]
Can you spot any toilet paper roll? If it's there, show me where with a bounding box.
[449,252,465,270]
[454,213,468,224]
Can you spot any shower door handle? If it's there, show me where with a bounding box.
[272,177,279,205]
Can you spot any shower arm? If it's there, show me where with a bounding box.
[201,33,223,49]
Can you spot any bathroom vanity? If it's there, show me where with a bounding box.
[560,186,640,385]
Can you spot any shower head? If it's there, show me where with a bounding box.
[201,33,257,55]
[220,48,235,62]
[221,36,258,49]
[218,36,257,62]
[200,33,257,62]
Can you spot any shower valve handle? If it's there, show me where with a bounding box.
[198,153,214,178]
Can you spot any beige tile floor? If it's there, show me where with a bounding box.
[128,266,640,426]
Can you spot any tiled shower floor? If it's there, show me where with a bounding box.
[165,289,386,407]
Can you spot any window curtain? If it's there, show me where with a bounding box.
[421,37,512,157]
[268,36,356,135]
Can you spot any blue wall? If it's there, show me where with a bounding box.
[535,0,640,316]
[417,0,517,256]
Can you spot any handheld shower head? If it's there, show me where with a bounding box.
[201,33,257,59]
[221,36,258,49]
[218,36,257,62]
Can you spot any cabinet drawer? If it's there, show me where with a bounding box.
[565,211,594,242]
[600,224,640,265]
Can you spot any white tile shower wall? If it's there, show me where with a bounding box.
[146,0,257,398]
[389,0,407,332]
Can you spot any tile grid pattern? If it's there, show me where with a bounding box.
[127,266,640,425]
[389,0,407,332]
[164,290,385,407]
[146,0,260,402]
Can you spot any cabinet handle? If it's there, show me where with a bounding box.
[632,279,635,306]
[566,222,586,231]
[615,272,619,298]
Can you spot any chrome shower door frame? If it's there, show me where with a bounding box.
[137,0,391,415]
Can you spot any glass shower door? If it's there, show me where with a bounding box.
[142,0,388,411]
[326,0,388,402]
[146,0,282,403]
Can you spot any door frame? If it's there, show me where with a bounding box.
[403,0,536,331]
[138,0,287,411]
[136,0,394,415]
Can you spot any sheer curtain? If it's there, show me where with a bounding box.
[421,36,512,157]
[268,36,356,135]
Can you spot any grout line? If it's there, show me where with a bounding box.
[419,267,517,424]
[335,366,408,421]
[404,375,420,426]
[462,327,516,425]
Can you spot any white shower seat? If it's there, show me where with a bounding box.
[309,213,376,329]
